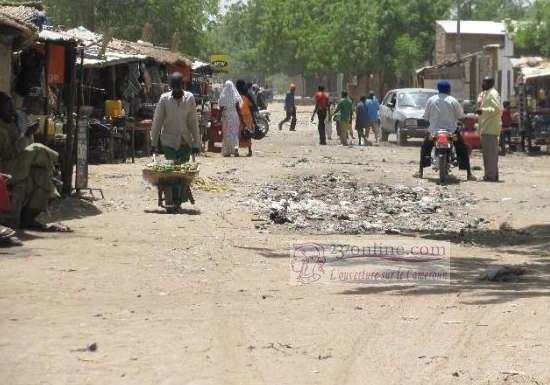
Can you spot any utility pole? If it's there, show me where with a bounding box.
[456,1,462,61]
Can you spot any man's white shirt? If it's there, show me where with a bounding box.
[423,93,465,135]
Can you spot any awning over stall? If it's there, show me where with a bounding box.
[512,57,550,80]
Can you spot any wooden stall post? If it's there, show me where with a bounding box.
[62,44,77,196]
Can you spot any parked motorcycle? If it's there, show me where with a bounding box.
[432,129,457,184]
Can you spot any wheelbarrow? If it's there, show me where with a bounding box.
[142,156,199,213]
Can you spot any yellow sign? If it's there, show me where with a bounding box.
[210,54,230,73]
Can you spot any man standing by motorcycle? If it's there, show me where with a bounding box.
[414,80,476,181]
[476,77,502,182]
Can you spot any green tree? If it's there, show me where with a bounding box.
[514,0,550,56]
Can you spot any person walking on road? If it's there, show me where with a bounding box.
[236,80,255,157]
[355,96,369,146]
[311,85,330,145]
[365,91,380,143]
[151,72,202,208]
[279,83,297,131]
[333,91,353,146]
[476,77,502,182]
[219,80,244,157]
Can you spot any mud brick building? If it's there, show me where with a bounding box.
[418,20,515,102]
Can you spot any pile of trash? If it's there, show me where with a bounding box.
[254,173,485,234]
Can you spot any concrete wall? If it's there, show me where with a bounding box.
[434,24,504,65]
[433,24,513,101]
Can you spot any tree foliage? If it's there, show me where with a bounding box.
[514,0,550,56]
[208,0,453,85]
[43,0,218,55]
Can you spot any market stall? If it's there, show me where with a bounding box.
[1,4,81,195]
[512,57,550,152]
[65,27,194,161]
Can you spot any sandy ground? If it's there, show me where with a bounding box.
[1,102,550,385]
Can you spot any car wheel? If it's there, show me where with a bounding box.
[396,124,406,145]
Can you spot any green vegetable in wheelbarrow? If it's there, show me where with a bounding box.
[146,163,199,173]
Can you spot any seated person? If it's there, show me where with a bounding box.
[414,81,475,181]
[0,92,69,231]
[0,173,22,246]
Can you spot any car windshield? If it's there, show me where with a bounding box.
[397,92,436,109]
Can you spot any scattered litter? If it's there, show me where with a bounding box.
[263,342,293,354]
[481,266,527,282]
[254,173,482,234]
[72,342,97,352]
[500,370,525,376]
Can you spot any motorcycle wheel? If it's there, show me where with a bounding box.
[438,154,448,184]
[254,116,269,139]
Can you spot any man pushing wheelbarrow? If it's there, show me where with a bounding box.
[147,73,202,213]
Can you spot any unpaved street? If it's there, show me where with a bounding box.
[1,102,550,385]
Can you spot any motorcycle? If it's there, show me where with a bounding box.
[432,129,457,184]
[253,109,271,139]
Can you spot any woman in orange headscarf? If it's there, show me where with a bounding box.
[236,80,254,157]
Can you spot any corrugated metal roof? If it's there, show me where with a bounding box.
[436,20,507,35]
[39,28,77,43]
[192,60,210,70]
[82,51,147,68]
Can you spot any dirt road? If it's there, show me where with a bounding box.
[1,102,549,385]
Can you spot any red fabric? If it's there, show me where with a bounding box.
[0,176,10,212]
[315,91,329,111]
[47,44,66,85]
[501,108,513,128]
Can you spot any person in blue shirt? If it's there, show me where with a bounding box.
[278,83,297,131]
[355,96,369,146]
[365,91,380,143]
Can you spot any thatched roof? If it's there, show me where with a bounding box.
[0,4,38,48]
[64,26,192,68]
[109,39,192,66]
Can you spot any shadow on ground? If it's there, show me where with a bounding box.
[240,224,550,305]
[340,224,550,304]
[40,197,102,222]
